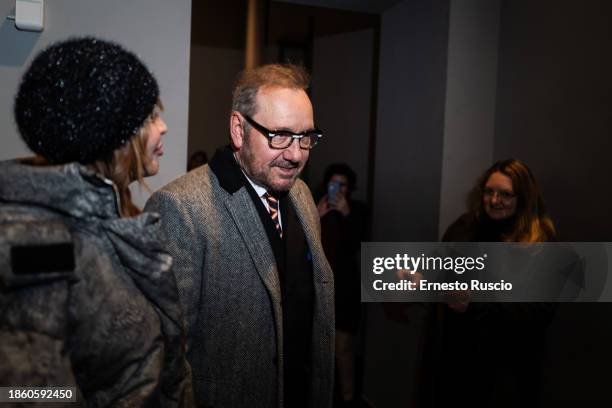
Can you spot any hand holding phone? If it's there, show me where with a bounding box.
[327,180,341,206]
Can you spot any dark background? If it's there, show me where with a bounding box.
[188,1,612,406]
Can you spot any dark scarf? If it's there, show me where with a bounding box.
[473,213,517,241]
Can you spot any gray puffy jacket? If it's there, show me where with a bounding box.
[0,160,193,407]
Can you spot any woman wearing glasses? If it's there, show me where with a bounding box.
[442,159,556,242]
[419,159,557,407]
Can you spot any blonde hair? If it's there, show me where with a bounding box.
[91,102,162,217]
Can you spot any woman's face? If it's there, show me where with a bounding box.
[482,171,517,220]
[142,114,168,176]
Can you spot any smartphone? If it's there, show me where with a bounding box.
[328,180,341,205]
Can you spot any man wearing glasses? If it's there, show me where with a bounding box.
[146,64,334,408]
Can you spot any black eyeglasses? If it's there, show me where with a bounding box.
[482,188,516,200]
[243,115,323,150]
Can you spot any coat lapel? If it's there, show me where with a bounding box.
[288,183,335,394]
[288,186,330,284]
[223,188,283,306]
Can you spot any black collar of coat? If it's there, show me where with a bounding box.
[209,145,248,194]
[209,145,287,200]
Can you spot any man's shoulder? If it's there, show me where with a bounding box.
[146,165,223,218]
[290,177,313,197]
[153,165,218,203]
[288,178,319,224]
[289,178,316,208]
[162,165,211,192]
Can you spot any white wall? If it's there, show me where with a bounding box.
[438,0,500,237]
[0,0,192,206]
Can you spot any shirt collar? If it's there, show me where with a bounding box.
[241,169,268,198]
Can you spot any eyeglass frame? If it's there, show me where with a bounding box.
[242,114,323,150]
[482,187,516,201]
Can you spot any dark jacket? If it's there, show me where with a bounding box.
[320,200,368,333]
[0,160,193,407]
[418,213,554,408]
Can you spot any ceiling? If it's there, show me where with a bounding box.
[274,0,405,14]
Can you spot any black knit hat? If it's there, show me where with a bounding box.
[14,37,159,164]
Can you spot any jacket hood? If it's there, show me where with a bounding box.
[0,160,119,219]
[0,159,120,220]
[0,160,175,297]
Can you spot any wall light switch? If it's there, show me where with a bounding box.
[16,0,45,32]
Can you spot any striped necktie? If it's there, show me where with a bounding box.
[264,192,283,238]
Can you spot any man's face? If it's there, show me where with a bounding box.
[236,86,313,193]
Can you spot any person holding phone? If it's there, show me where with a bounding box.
[319,170,351,217]
[317,163,368,407]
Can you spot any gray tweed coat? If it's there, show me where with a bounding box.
[145,160,335,408]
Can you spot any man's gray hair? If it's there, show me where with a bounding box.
[232,63,310,118]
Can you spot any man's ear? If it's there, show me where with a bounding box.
[229,111,245,150]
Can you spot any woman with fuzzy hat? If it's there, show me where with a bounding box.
[0,37,193,407]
